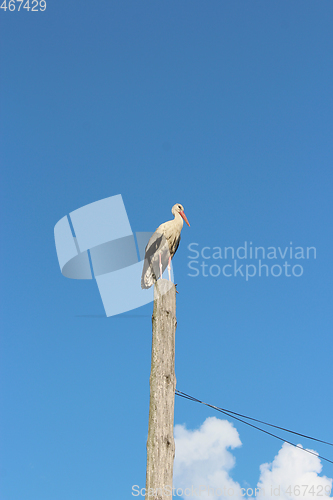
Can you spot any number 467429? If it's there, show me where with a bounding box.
[0,0,47,11]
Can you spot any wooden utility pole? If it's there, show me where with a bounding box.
[145,279,177,500]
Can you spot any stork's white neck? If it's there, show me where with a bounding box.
[173,211,184,230]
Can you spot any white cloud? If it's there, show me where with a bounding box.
[173,417,332,500]
[173,416,243,499]
[257,442,332,500]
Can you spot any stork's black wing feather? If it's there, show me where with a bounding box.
[172,234,181,256]
[141,232,170,288]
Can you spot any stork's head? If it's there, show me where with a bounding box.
[172,203,190,227]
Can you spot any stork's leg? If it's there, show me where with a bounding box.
[167,256,171,281]
[159,253,162,279]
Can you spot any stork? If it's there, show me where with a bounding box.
[141,203,190,289]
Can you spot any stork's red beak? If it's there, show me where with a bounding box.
[180,211,190,227]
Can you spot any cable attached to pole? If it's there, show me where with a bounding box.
[175,389,333,465]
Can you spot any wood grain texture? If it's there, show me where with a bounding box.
[145,280,177,500]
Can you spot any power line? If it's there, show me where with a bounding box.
[176,390,333,446]
[175,390,333,465]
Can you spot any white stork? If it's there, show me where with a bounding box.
[141,203,190,289]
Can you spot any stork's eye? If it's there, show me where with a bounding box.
[178,205,181,209]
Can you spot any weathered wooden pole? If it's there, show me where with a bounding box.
[145,279,177,500]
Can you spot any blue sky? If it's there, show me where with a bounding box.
[1,1,332,499]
